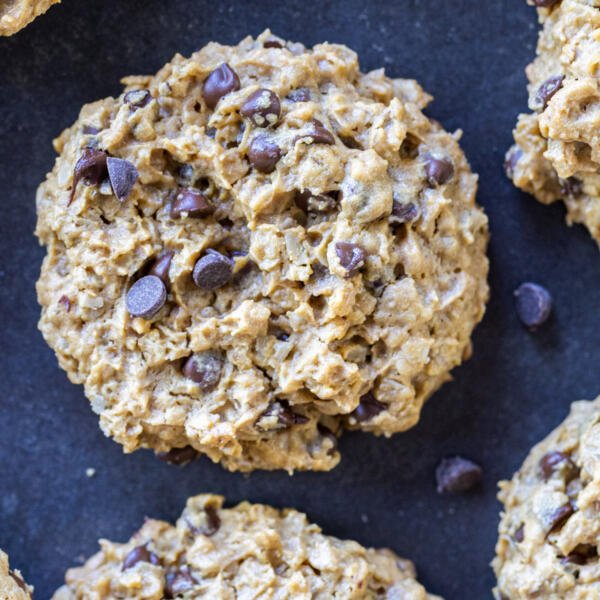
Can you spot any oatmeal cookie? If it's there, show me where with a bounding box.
[36,31,489,472]
[0,0,59,36]
[506,0,600,244]
[52,494,440,599]
[493,396,600,599]
[0,549,32,599]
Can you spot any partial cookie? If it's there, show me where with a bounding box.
[493,397,600,599]
[0,0,59,36]
[506,0,600,244]
[52,494,440,599]
[36,31,489,472]
[0,549,32,599]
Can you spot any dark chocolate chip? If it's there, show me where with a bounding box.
[560,545,597,565]
[539,451,576,481]
[122,544,160,571]
[514,282,552,331]
[295,190,339,213]
[317,424,338,456]
[435,456,483,494]
[170,188,214,218]
[548,502,574,533]
[263,39,284,48]
[560,177,583,198]
[107,157,138,201]
[514,524,525,543]
[533,0,560,5]
[260,400,309,429]
[202,63,240,110]
[391,200,419,223]
[351,392,386,423]
[241,89,281,127]
[335,241,366,275]
[504,147,523,179]
[248,134,282,173]
[59,295,71,312]
[188,506,221,536]
[424,153,454,186]
[158,445,199,466]
[182,351,223,390]
[126,275,167,319]
[124,89,152,109]
[148,251,174,287]
[9,570,28,593]
[82,125,100,135]
[296,119,335,145]
[70,148,108,204]
[287,88,311,103]
[192,250,234,290]
[164,568,196,598]
[535,75,564,110]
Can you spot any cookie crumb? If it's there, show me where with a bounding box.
[85,468,96,478]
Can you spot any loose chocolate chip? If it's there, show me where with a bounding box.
[202,63,240,110]
[9,570,28,593]
[158,445,199,466]
[122,544,160,571]
[164,568,196,598]
[533,0,560,8]
[124,89,152,109]
[287,88,311,102]
[182,352,223,390]
[107,157,138,201]
[240,88,281,127]
[539,451,576,481]
[148,251,174,287]
[548,502,574,533]
[248,134,282,173]
[514,282,552,331]
[352,392,386,423]
[514,524,525,543]
[59,295,71,311]
[335,241,367,275]
[170,188,214,218]
[70,148,108,204]
[126,275,167,319]
[295,190,339,213]
[391,200,419,223]
[560,177,583,198]
[535,75,564,110]
[192,250,234,290]
[424,153,454,187]
[435,456,483,494]
[263,39,284,48]
[260,400,309,428]
[504,147,523,179]
[297,119,335,145]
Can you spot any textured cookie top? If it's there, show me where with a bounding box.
[493,397,600,599]
[0,549,32,599]
[52,494,440,600]
[36,31,489,472]
[0,0,59,36]
[507,0,600,244]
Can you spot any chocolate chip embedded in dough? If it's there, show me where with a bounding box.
[192,250,234,290]
[107,157,138,201]
[70,148,108,204]
[295,190,339,213]
[435,456,483,494]
[514,282,552,331]
[514,524,525,543]
[124,89,152,109]
[351,392,386,423]
[287,88,311,102]
[504,147,523,179]
[560,177,583,199]
[164,568,196,598]
[539,451,576,481]
[424,153,454,187]
[122,544,160,571]
[547,502,574,534]
[391,200,419,224]
[335,242,366,275]
[263,39,284,48]
[259,400,309,430]
[170,188,214,218]
[58,295,71,312]
[126,275,167,319]
[158,445,199,466]
[182,352,223,391]
[148,251,174,288]
[534,75,564,110]
[247,134,282,173]
[202,63,241,110]
[187,505,221,536]
[296,119,335,145]
[240,88,281,127]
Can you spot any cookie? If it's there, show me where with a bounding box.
[35,30,489,472]
[0,549,32,599]
[0,0,59,36]
[493,396,600,599]
[52,493,440,599]
[506,0,600,244]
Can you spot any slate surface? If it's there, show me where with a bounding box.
[1,1,599,598]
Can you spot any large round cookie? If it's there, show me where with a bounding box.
[506,0,600,245]
[493,397,600,599]
[0,0,59,36]
[36,31,489,472]
[52,493,440,599]
[0,549,32,599]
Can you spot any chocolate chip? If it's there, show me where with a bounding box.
[539,451,576,481]
[295,190,339,213]
[504,147,523,179]
[548,502,574,533]
[202,63,240,110]
[59,295,71,311]
[351,392,386,423]
[182,352,223,390]
[164,568,196,598]
[514,282,552,331]
[126,275,166,319]
[247,134,282,173]
[287,88,311,102]
[263,39,284,48]
[70,148,108,204]
[122,544,160,571]
[335,242,366,275]
[170,188,214,218]
[158,445,199,466]
[532,0,560,7]
[148,251,174,287]
[240,88,281,127]
[535,75,564,110]
[560,545,597,565]
[424,153,454,186]
[187,506,221,536]
[192,250,234,290]
[259,400,309,430]
[514,524,524,543]
[391,200,419,223]
[297,119,335,145]
[107,157,138,201]
[124,89,152,109]
[435,456,483,494]
[560,177,583,198]
[317,424,338,456]
[9,570,28,593]
[82,125,100,135]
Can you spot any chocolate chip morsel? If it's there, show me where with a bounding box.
[539,451,576,481]
[124,89,152,109]
[547,502,575,534]
[514,282,552,331]
[335,241,366,275]
[391,200,419,224]
[295,190,339,214]
[186,505,221,537]
[122,544,160,571]
[263,39,284,48]
[560,177,583,199]
[69,148,108,204]
[158,445,199,466]
[287,87,311,102]
[296,119,335,145]
[192,250,234,290]
[504,147,523,180]
[148,251,174,288]
[126,275,167,319]
[351,392,386,423]
[182,352,223,390]
[107,157,138,202]
[170,188,214,218]
[424,153,454,187]
[514,524,525,543]
[257,400,309,430]
[247,134,282,173]
[240,89,281,127]
[534,75,564,110]
[202,63,240,110]
[164,568,196,598]
[435,456,483,493]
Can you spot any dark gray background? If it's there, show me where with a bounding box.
[1,1,599,598]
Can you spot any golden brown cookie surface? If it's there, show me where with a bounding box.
[0,0,59,36]
[0,549,32,600]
